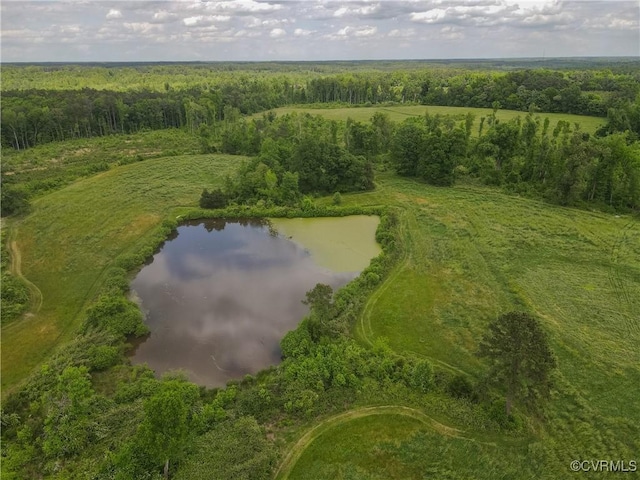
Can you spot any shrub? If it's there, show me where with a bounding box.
[84,294,148,338]
[410,359,434,393]
[1,185,30,217]
[199,188,228,209]
[447,374,478,401]
[0,273,30,324]
[101,267,130,295]
[88,345,121,371]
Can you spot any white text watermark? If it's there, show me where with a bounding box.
[570,460,637,473]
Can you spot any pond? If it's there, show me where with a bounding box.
[130,215,380,387]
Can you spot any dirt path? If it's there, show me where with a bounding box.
[5,226,43,323]
[274,405,493,480]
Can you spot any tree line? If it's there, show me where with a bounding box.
[386,109,640,212]
[197,107,640,213]
[2,65,638,150]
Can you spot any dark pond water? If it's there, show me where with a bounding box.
[129,218,360,387]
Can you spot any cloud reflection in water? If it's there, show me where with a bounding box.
[130,219,356,387]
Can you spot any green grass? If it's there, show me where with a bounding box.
[346,174,639,464]
[284,411,541,480]
[287,413,427,480]
[279,175,638,477]
[261,105,606,135]
[1,154,243,393]
[2,129,200,197]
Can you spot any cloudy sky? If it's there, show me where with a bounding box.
[1,0,638,62]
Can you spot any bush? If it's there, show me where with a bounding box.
[84,294,148,338]
[101,267,130,295]
[199,188,228,209]
[1,185,30,217]
[0,273,30,324]
[88,345,121,371]
[280,322,313,359]
[447,374,477,401]
[175,417,276,480]
[410,359,434,393]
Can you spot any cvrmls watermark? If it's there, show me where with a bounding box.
[570,460,637,473]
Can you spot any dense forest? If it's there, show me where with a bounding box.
[2,61,639,150]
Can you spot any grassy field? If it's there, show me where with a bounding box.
[1,154,242,393]
[2,129,200,197]
[282,409,540,480]
[261,105,606,135]
[275,176,639,476]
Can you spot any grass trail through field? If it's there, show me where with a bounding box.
[357,198,470,376]
[275,405,494,480]
[5,226,43,320]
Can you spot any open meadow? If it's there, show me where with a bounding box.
[293,174,639,476]
[2,5,639,475]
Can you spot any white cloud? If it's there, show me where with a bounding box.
[269,28,286,38]
[410,9,448,24]
[106,9,122,20]
[1,0,638,61]
[333,4,380,18]
[329,25,378,40]
[183,16,202,27]
[202,0,283,15]
[152,11,178,23]
[388,28,415,38]
[183,15,231,27]
[294,28,313,37]
[440,26,464,40]
[123,23,163,35]
[353,26,377,37]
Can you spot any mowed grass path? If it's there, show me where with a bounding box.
[346,174,640,463]
[287,177,639,476]
[1,154,241,392]
[282,409,541,480]
[262,105,606,135]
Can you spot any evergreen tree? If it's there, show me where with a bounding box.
[478,312,556,415]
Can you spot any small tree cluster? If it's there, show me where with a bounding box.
[390,114,467,187]
[199,188,228,209]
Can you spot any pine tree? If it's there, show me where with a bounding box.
[478,311,556,415]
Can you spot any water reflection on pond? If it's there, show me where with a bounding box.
[130,217,379,387]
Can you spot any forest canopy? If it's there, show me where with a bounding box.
[2,61,639,150]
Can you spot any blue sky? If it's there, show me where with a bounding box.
[1,0,638,62]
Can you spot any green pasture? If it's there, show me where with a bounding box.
[282,410,540,480]
[1,154,242,392]
[279,175,638,476]
[349,174,639,463]
[262,105,606,135]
